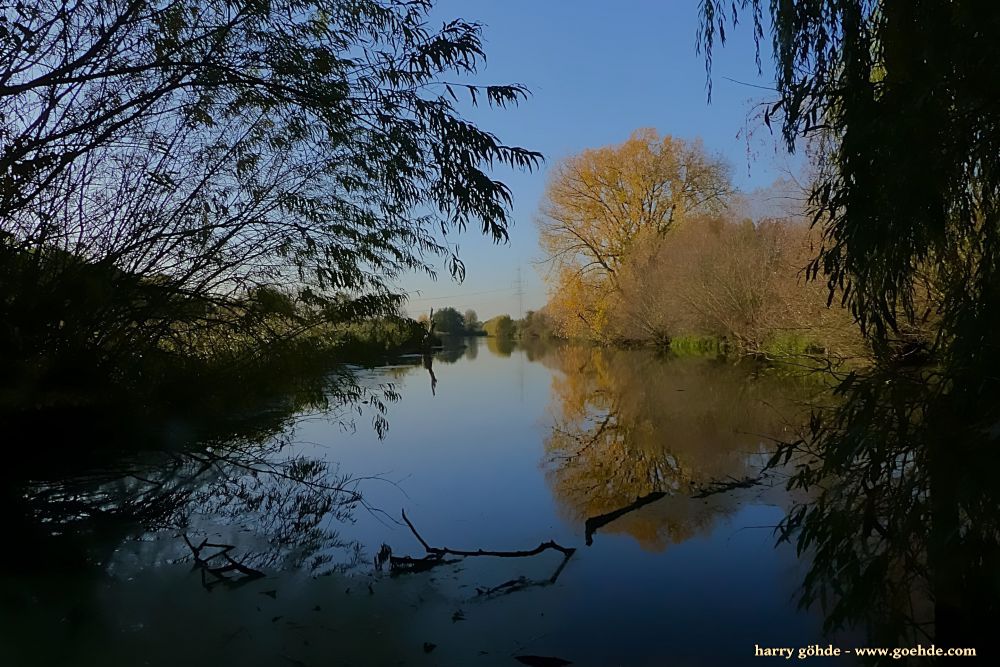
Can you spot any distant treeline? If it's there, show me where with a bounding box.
[417,306,552,342]
[419,307,483,337]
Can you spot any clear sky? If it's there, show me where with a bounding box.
[399,0,794,321]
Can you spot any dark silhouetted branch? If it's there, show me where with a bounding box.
[475,546,575,598]
[584,491,666,546]
[402,508,575,559]
[183,533,265,588]
[388,510,577,593]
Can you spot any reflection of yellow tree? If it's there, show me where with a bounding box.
[542,346,809,551]
[486,335,515,357]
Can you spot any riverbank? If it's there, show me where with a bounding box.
[515,330,866,371]
[0,317,435,468]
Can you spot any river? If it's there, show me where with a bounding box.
[1,339,857,666]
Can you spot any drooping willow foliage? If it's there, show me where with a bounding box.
[701,0,1000,652]
[0,0,540,382]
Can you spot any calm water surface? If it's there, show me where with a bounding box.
[1,339,856,666]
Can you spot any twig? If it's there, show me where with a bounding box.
[476,547,575,598]
[402,509,576,558]
[389,554,460,573]
[391,510,578,595]
[182,533,265,587]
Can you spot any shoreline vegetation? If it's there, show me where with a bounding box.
[0,252,433,417]
[0,0,542,437]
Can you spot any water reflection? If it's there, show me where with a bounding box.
[5,369,401,581]
[1,340,848,666]
[538,346,811,551]
[487,335,515,357]
[776,361,1000,656]
[464,334,480,360]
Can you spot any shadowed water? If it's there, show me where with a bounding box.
[0,339,857,666]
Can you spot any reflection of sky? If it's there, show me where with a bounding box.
[290,342,836,663]
[398,1,807,320]
[5,342,850,666]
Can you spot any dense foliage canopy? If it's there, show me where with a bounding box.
[701,0,1000,650]
[0,0,540,392]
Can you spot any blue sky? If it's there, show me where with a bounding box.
[399,0,794,320]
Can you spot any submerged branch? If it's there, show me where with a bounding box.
[475,547,575,598]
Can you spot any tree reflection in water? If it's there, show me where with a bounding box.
[487,335,516,357]
[538,345,815,551]
[8,370,401,579]
[774,362,1000,655]
[540,342,1000,653]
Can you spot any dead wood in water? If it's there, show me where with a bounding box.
[474,545,575,598]
[402,509,575,559]
[183,534,265,589]
[387,553,461,574]
[583,491,667,546]
[580,479,768,548]
[386,510,577,595]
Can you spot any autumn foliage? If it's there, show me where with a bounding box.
[536,129,861,358]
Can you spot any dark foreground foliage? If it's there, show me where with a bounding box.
[703,0,1000,656]
[0,0,539,419]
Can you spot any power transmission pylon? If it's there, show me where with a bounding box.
[514,264,524,319]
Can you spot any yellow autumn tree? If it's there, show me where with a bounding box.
[544,265,611,339]
[537,128,732,340]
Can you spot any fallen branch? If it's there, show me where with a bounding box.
[475,546,574,598]
[402,509,575,559]
[387,510,577,595]
[583,491,667,546]
[183,534,265,589]
[389,553,461,573]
